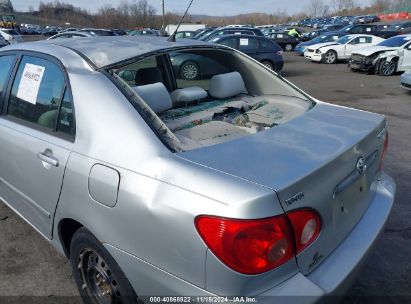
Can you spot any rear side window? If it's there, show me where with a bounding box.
[259,39,277,51]
[7,55,75,137]
[0,55,15,102]
[238,37,259,52]
[218,38,237,48]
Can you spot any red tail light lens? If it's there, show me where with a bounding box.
[195,215,294,274]
[287,209,321,254]
[379,132,389,171]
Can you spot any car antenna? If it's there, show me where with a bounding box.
[167,0,195,42]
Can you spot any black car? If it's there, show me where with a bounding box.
[322,24,346,32]
[42,27,60,37]
[193,27,217,40]
[199,27,264,41]
[266,32,299,52]
[384,21,411,35]
[337,24,398,39]
[212,34,284,71]
[175,31,197,39]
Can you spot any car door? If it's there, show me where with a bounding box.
[345,36,373,58]
[0,53,75,238]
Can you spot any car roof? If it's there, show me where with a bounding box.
[3,36,212,69]
[213,34,264,40]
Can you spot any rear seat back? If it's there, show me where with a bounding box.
[133,82,173,114]
[209,71,247,99]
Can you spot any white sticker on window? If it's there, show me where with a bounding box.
[16,63,45,105]
[186,33,191,36]
[359,37,366,43]
[240,38,249,46]
[366,28,371,32]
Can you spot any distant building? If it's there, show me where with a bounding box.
[0,0,14,13]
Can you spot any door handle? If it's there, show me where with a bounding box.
[37,151,59,167]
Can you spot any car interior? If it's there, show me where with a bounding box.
[113,48,313,151]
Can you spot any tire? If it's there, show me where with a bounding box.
[284,43,293,52]
[179,61,200,80]
[379,59,397,76]
[322,50,337,64]
[70,227,138,304]
[261,60,274,70]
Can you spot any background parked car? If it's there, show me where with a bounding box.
[384,21,411,35]
[175,31,197,39]
[79,28,118,36]
[338,24,398,39]
[42,26,60,37]
[267,32,299,51]
[212,34,284,71]
[349,34,411,76]
[47,31,94,40]
[295,33,347,55]
[299,29,328,42]
[199,27,264,41]
[305,34,384,64]
[0,28,22,44]
[129,29,159,36]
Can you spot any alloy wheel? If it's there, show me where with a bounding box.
[324,51,336,64]
[181,62,199,80]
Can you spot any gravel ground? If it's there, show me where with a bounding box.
[0,42,410,302]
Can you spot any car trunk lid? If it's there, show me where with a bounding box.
[178,102,387,274]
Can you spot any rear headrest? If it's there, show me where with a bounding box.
[135,67,164,86]
[133,82,172,114]
[209,72,246,99]
[171,86,208,105]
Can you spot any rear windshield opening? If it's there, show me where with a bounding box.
[109,48,314,152]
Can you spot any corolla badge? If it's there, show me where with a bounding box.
[356,157,367,175]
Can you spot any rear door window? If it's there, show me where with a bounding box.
[6,55,74,136]
[217,37,237,49]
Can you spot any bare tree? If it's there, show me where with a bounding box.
[306,0,330,17]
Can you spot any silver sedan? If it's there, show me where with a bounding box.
[0,36,395,303]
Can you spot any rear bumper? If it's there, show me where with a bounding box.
[105,173,395,302]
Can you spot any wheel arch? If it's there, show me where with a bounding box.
[58,218,84,258]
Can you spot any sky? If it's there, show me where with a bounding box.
[10,0,373,16]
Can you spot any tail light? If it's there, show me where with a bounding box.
[195,215,294,274]
[287,209,321,254]
[379,132,389,171]
[195,209,322,274]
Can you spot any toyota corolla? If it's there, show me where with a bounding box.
[0,36,395,303]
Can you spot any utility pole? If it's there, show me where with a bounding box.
[161,0,165,30]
